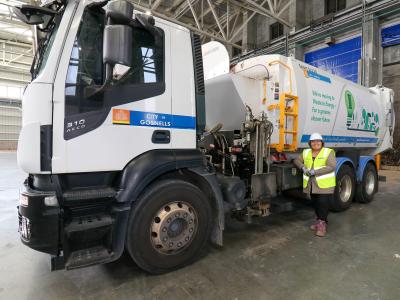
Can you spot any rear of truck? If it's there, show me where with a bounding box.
[204,52,394,210]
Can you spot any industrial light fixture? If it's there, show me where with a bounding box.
[324,36,335,45]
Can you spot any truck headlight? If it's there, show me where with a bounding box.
[44,196,58,207]
[19,194,29,207]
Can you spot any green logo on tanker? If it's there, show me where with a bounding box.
[344,90,380,136]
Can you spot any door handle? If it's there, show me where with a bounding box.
[152,130,170,144]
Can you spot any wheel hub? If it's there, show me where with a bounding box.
[365,171,376,195]
[150,202,197,254]
[338,174,352,203]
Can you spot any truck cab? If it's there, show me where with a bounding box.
[17,0,212,273]
[17,0,204,174]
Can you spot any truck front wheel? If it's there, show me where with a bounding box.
[126,179,212,274]
[331,164,355,212]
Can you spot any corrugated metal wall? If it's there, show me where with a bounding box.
[0,103,21,150]
[304,36,362,83]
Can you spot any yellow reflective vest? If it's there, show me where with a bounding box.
[302,147,336,189]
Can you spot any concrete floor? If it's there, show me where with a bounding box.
[1,152,400,300]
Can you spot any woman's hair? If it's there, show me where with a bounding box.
[308,140,325,148]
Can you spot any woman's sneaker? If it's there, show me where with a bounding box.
[315,220,327,237]
[310,220,318,231]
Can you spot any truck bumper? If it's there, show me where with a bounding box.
[18,181,60,255]
[18,177,130,270]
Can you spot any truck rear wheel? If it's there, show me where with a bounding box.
[331,164,355,212]
[356,163,378,203]
[126,179,212,274]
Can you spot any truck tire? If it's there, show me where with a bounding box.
[126,179,212,274]
[356,163,378,203]
[331,164,355,212]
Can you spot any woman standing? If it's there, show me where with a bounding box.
[294,133,336,237]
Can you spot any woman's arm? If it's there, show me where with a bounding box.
[293,153,304,170]
[314,151,336,176]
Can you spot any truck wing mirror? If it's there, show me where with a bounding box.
[85,24,132,100]
[13,5,56,26]
[106,0,134,24]
[103,25,133,68]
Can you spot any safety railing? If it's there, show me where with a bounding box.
[268,93,299,152]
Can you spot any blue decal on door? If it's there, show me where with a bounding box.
[112,110,196,129]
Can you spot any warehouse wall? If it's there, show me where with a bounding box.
[382,24,400,144]
[0,102,22,151]
[0,84,24,150]
[0,41,31,85]
[383,63,400,144]
[254,0,362,49]
[0,40,29,151]
[381,22,400,144]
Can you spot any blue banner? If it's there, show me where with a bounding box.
[301,134,378,144]
[305,37,361,83]
[382,24,400,48]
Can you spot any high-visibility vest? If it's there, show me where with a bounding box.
[302,147,336,189]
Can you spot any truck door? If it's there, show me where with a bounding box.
[52,4,171,173]
[170,26,197,149]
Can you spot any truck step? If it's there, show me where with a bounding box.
[63,187,117,202]
[66,246,112,269]
[65,214,113,234]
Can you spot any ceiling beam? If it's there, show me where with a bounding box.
[229,0,268,42]
[186,0,201,29]
[207,0,226,39]
[151,0,163,10]
[133,2,243,49]
[234,0,292,27]
[277,0,294,17]
[266,0,274,13]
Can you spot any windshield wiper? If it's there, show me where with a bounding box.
[30,36,46,78]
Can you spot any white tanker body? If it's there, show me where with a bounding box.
[204,51,395,156]
[203,42,394,211]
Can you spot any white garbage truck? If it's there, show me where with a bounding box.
[15,0,394,274]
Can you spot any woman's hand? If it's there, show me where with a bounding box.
[306,169,315,176]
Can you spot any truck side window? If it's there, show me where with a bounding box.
[113,27,164,85]
[101,27,165,107]
[65,8,165,119]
